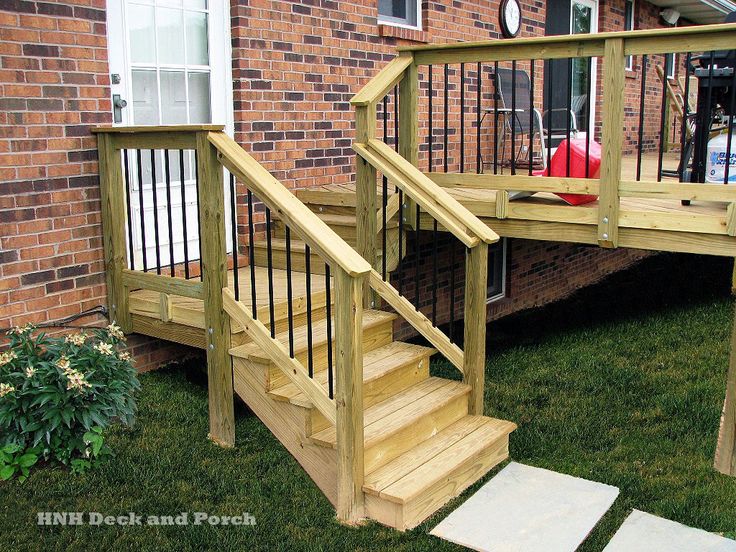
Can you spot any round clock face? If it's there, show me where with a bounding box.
[501,0,521,38]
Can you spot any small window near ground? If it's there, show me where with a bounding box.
[487,239,507,303]
[665,53,676,79]
[624,0,635,71]
[378,0,421,29]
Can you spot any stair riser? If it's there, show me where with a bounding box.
[364,435,510,531]
[308,352,432,434]
[260,318,395,391]
[364,392,469,474]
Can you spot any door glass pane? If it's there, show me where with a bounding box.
[186,12,209,65]
[188,72,211,123]
[156,7,185,65]
[572,3,591,34]
[160,71,187,123]
[571,3,593,132]
[131,69,159,124]
[128,5,155,63]
[184,0,207,10]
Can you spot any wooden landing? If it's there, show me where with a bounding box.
[298,153,736,257]
[128,266,330,348]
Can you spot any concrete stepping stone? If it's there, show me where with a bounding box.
[430,461,619,552]
[603,509,736,552]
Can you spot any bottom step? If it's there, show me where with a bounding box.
[363,416,516,531]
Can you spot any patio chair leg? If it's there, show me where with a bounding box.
[715,260,736,476]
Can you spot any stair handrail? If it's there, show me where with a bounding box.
[208,131,371,278]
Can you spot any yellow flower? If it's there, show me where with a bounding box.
[0,383,15,398]
[56,357,71,371]
[94,342,114,356]
[119,351,132,362]
[64,369,91,393]
[25,366,36,378]
[0,351,17,366]
[64,333,87,346]
[106,323,125,341]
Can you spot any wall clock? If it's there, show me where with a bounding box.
[500,0,521,38]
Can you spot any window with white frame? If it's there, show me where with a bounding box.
[378,0,421,29]
[624,0,635,70]
[487,239,508,303]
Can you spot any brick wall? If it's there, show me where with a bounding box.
[0,0,674,370]
[0,1,193,370]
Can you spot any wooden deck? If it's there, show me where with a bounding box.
[299,152,736,257]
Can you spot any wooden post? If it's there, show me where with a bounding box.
[463,243,488,415]
[334,267,365,524]
[598,38,625,249]
[355,103,378,307]
[715,259,736,476]
[196,131,235,448]
[97,133,131,333]
[399,54,419,230]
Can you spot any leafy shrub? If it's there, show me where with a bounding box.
[0,323,139,479]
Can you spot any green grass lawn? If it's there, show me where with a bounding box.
[2,253,736,551]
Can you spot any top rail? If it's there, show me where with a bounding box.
[351,54,414,107]
[208,131,372,278]
[92,125,225,133]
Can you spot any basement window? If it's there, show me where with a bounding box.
[487,239,507,303]
[378,0,421,29]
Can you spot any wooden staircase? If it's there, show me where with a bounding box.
[228,279,515,530]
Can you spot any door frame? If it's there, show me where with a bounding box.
[105,0,234,135]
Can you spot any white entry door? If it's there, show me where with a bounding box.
[106,0,233,270]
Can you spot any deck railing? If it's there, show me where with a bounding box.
[354,23,736,256]
[95,126,370,522]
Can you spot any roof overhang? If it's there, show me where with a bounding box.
[644,0,736,25]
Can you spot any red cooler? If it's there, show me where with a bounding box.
[535,138,601,205]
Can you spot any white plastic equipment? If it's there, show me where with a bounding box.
[705,121,736,184]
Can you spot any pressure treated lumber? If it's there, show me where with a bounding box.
[464,243,488,415]
[715,270,736,476]
[196,131,234,447]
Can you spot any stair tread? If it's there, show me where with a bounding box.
[364,415,517,504]
[229,309,397,360]
[311,377,469,449]
[268,342,436,407]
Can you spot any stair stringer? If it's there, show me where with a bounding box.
[232,356,338,506]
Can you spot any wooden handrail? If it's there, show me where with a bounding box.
[356,139,500,245]
[350,54,413,107]
[208,131,371,278]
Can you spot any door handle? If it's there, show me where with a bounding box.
[113,94,128,124]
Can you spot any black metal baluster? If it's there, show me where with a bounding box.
[414,205,420,310]
[123,149,135,270]
[194,150,203,281]
[565,57,572,177]
[164,150,175,277]
[698,51,716,183]
[305,244,314,378]
[383,95,389,281]
[444,64,449,173]
[247,189,257,318]
[585,57,592,177]
[285,226,294,357]
[546,66,553,174]
[449,241,456,343]
[178,150,190,280]
[394,86,399,151]
[429,65,433,171]
[494,61,499,174]
[679,53,692,181]
[431,219,438,325]
[136,149,148,272]
[476,62,482,174]
[460,62,465,173]
[397,189,404,295]
[529,60,535,176]
[229,173,239,300]
[265,207,275,338]
[325,263,333,399]
[150,149,162,275]
[511,60,517,175]
[657,55,669,183]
